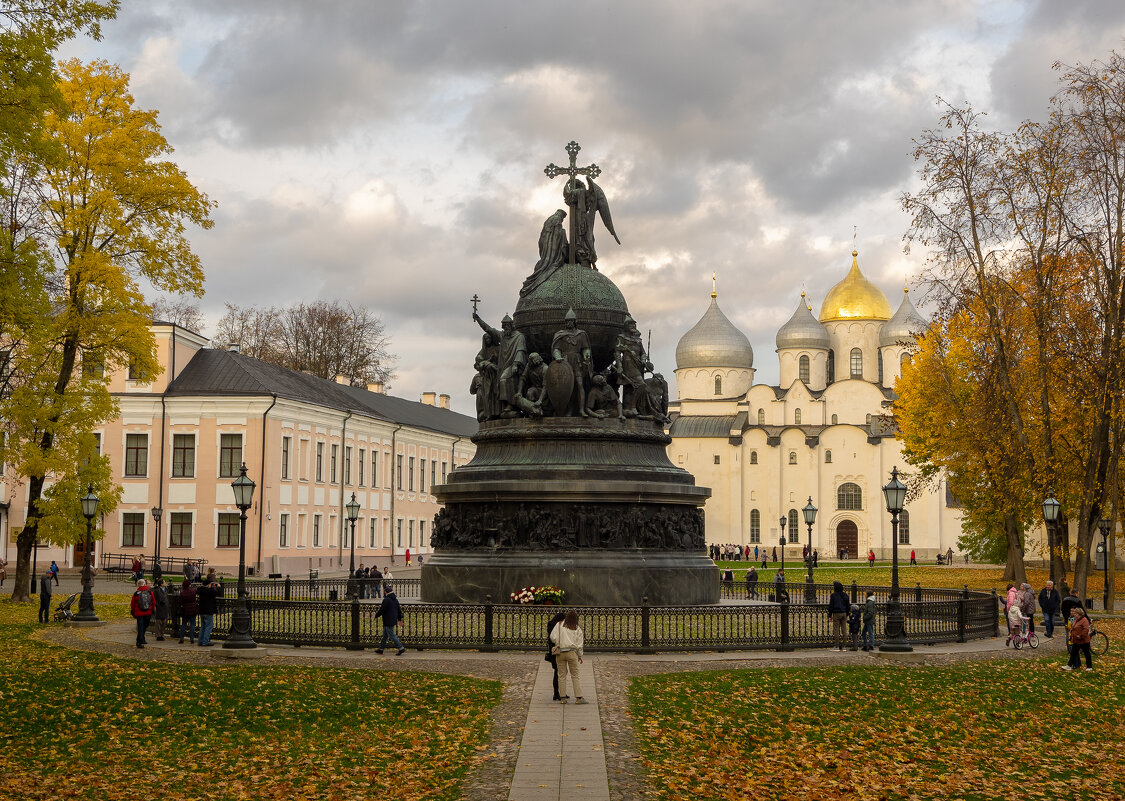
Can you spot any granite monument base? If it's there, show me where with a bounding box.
[421,550,719,606]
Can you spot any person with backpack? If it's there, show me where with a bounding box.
[49,560,60,586]
[178,578,199,644]
[130,579,155,648]
[374,587,406,655]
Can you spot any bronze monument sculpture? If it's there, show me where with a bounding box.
[424,142,716,605]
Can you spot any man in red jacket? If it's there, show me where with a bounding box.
[130,579,155,648]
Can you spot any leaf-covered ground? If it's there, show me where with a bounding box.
[630,618,1125,801]
[0,598,501,801]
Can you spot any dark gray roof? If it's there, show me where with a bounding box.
[669,415,739,438]
[167,349,477,438]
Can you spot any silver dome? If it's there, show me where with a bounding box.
[776,295,830,350]
[880,289,928,347]
[676,297,754,369]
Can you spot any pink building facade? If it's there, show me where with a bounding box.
[1,323,476,577]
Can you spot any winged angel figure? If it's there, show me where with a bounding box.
[564,176,620,268]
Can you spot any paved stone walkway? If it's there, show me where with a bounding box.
[508,659,608,801]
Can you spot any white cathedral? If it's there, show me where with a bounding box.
[667,250,964,561]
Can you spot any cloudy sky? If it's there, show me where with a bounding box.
[60,0,1125,415]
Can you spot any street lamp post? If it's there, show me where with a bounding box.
[345,493,360,598]
[224,463,257,649]
[879,466,912,652]
[803,497,818,601]
[779,515,787,580]
[151,506,162,578]
[1042,490,1061,585]
[1098,517,1111,612]
[75,484,100,622]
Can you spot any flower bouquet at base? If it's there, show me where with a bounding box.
[509,585,566,605]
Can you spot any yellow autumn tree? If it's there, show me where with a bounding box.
[2,59,213,601]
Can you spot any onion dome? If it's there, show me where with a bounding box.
[676,289,754,370]
[880,287,928,346]
[776,292,830,350]
[819,250,892,322]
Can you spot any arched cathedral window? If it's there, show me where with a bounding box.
[850,348,863,378]
[794,408,802,425]
[788,451,797,465]
[750,451,758,465]
[714,375,722,395]
[825,450,832,463]
[837,482,863,510]
[757,409,765,425]
[799,355,810,384]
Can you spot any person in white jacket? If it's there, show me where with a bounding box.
[550,610,587,704]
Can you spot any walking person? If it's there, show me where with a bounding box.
[861,591,876,651]
[828,580,849,651]
[773,568,787,602]
[178,578,198,644]
[746,566,759,599]
[130,578,155,648]
[37,569,53,623]
[1060,586,1083,655]
[549,611,587,704]
[196,578,221,647]
[1038,580,1061,638]
[374,587,406,655]
[812,549,818,568]
[546,612,566,700]
[771,546,777,564]
[49,560,60,586]
[909,549,916,566]
[151,578,169,641]
[867,549,875,567]
[1062,606,1094,671]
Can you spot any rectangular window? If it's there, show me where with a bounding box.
[408,519,414,547]
[331,444,339,483]
[396,518,403,546]
[171,434,195,477]
[441,461,448,483]
[281,436,291,480]
[127,361,139,380]
[420,459,426,493]
[169,512,192,547]
[122,512,145,547]
[420,520,427,547]
[372,450,379,489]
[344,445,352,485]
[217,512,240,547]
[369,519,376,548]
[750,510,761,543]
[358,448,365,486]
[397,455,403,491]
[279,513,290,548]
[313,515,322,548]
[219,433,242,478]
[408,457,415,491]
[431,460,437,488]
[124,433,148,477]
[316,442,324,482]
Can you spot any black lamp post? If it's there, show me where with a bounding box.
[1098,517,1111,611]
[224,463,257,649]
[345,492,360,598]
[803,497,817,601]
[1042,490,1060,584]
[75,484,99,622]
[779,515,787,578]
[879,466,911,651]
[150,506,162,577]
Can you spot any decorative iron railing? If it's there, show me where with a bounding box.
[168,586,999,653]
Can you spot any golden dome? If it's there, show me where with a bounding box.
[818,250,892,322]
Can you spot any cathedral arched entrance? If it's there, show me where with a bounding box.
[835,520,858,559]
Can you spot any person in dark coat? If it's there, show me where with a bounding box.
[862,591,876,650]
[1038,580,1061,638]
[773,569,787,602]
[151,578,169,641]
[38,570,53,623]
[847,603,862,651]
[178,579,199,644]
[374,588,406,655]
[546,612,566,700]
[828,580,850,650]
[745,566,759,599]
[196,579,221,646]
[370,567,383,599]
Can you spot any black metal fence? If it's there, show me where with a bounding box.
[168,585,998,653]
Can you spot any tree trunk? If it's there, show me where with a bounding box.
[1003,513,1027,585]
[9,473,46,603]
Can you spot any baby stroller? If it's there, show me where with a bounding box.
[53,592,78,622]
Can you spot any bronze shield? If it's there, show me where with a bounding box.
[546,360,574,414]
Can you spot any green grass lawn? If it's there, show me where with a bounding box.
[0,598,501,801]
[629,617,1125,801]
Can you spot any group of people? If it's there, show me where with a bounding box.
[353,564,393,598]
[827,581,878,651]
[1001,579,1096,671]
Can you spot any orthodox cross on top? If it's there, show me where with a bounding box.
[470,294,481,315]
[544,141,602,265]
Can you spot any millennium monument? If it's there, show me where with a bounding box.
[423,142,716,605]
